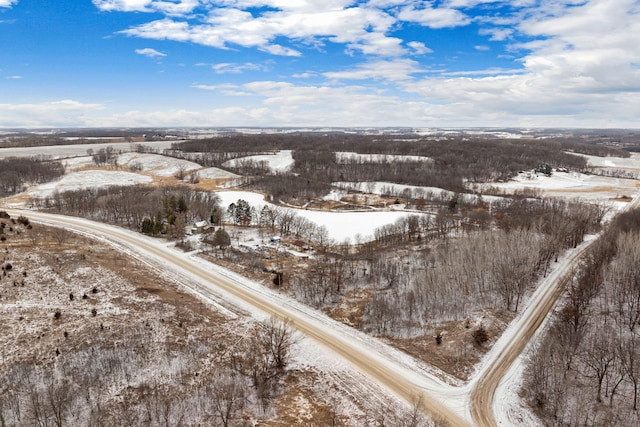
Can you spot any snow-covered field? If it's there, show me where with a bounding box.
[333,181,505,204]
[474,169,639,200]
[61,152,239,180]
[582,152,640,170]
[117,152,201,177]
[335,152,433,163]
[216,190,415,242]
[222,150,294,172]
[197,167,240,179]
[28,170,153,198]
[60,155,96,171]
[0,140,175,159]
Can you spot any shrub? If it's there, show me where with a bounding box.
[472,325,489,345]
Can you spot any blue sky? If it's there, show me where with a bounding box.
[1,0,639,128]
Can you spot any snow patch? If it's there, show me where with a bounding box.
[28,170,153,198]
[222,150,294,173]
[197,167,240,179]
[117,152,201,177]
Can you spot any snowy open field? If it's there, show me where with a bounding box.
[581,152,640,170]
[0,140,175,159]
[458,153,640,203]
[474,169,640,201]
[197,167,240,179]
[334,181,505,204]
[28,170,153,198]
[222,150,294,172]
[117,152,201,176]
[216,190,415,242]
[61,153,239,179]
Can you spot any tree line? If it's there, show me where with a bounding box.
[30,185,219,238]
[168,134,597,204]
[0,157,65,197]
[524,207,640,426]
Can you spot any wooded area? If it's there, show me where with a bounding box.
[524,208,640,426]
[0,158,64,197]
[172,135,596,203]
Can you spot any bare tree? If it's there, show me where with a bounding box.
[621,333,640,410]
[210,371,247,427]
[582,329,617,403]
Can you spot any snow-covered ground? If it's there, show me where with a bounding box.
[197,167,240,179]
[222,150,294,173]
[582,152,640,170]
[117,152,201,177]
[61,152,239,180]
[473,169,640,201]
[0,140,175,159]
[335,152,433,163]
[216,190,416,242]
[59,155,96,171]
[462,153,640,203]
[27,170,153,198]
[333,181,504,204]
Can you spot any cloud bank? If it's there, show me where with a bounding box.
[3,1,639,128]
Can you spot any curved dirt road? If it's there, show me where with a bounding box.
[7,209,470,427]
[469,240,593,426]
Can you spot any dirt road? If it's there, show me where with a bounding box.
[468,239,594,426]
[10,207,620,426]
[7,209,470,427]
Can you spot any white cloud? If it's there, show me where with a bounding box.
[135,47,167,57]
[397,4,471,29]
[444,0,502,8]
[92,0,199,15]
[0,0,17,8]
[478,27,513,41]
[441,67,525,77]
[34,0,640,128]
[211,62,269,74]
[6,75,22,79]
[515,0,640,95]
[374,0,640,127]
[292,72,316,78]
[407,41,433,55]
[192,83,253,96]
[0,100,104,128]
[117,2,406,56]
[324,58,424,82]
